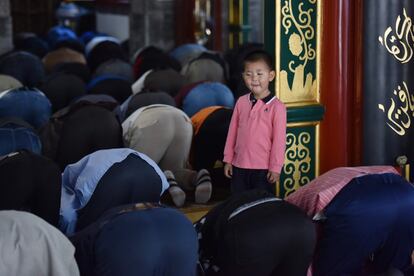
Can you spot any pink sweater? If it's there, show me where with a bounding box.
[223,93,287,173]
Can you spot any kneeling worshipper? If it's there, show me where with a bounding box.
[40,72,86,112]
[42,47,86,73]
[86,36,126,72]
[71,203,198,276]
[39,100,123,170]
[13,32,49,58]
[59,148,169,235]
[93,58,134,82]
[50,61,91,83]
[0,117,42,156]
[72,94,123,120]
[195,189,316,276]
[0,51,45,87]
[87,74,133,103]
[0,150,61,226]
[0,74,22,91]
[179,82,235,117]
[122,104,213,207]
[181,51,227,85]
[0,87,51,129]
[45,25,84,54]
[285,166,414,276]
[0,211,79,276]
[131,68,185,97]
[190,106,232,172]
[132,45,181,80]
[190,106,233,200]
[121,91,176,121]
[169,43,207,67]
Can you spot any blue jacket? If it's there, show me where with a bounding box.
[315,173,414,275]
[60,148,168,235]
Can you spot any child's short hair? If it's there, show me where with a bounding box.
[243,50,274,70]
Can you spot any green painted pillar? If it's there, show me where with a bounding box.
[264,0,325,198]
[228,0,251,48]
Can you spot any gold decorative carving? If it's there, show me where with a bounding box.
[379,8,414,64]
[280,64,317,103]
[283,132,312,195]
[282,0,316,73]
[378,81,414,136]
[288,33,303,56]
[280,0,318,104]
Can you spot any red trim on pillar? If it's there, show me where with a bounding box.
[320,0,363,173]
[349,0,363,166]
[175,0,196,46]
[320,0,350,173]
[213,0,223,51]
[320,0,349,174]
[94,0,130,6]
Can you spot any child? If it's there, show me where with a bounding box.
[223,50,286,194]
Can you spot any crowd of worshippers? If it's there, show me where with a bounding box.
[1,26,414,276]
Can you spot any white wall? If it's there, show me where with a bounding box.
[0,0,13,55]
[249,0,264,43]
[96,12,129,41]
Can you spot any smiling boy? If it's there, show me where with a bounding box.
[223,50,287,194]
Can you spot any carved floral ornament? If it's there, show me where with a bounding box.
[278,0,317,195]
[283,132,312,195]
[280,0,318,103]
[282,0,315,73]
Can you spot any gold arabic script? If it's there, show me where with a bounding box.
[378,81,414,136]
[378,8,414,64]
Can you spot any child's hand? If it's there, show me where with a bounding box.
[267,171,280,183]
[224,163,233,178]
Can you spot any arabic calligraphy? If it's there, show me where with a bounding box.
[378,8,414,64]
[378,81,414,136]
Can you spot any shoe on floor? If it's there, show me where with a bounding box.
[194,169,212,204]
[164,170,186,207]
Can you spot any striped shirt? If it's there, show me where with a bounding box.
[223,93,286,173]
[285,166,399,218]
